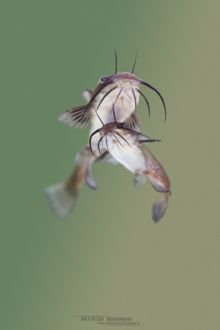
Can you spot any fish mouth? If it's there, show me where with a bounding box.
[107,72,140,84]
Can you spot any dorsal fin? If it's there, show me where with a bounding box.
[124,113,140,130]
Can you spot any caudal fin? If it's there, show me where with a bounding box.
[45,182,78,219]
[45,146,95,219]
[152,192,170,223]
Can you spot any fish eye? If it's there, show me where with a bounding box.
[100,76,107,83]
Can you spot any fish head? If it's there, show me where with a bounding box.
[96,71,166,122]
[98,72,141,89]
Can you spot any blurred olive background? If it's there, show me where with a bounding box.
[0,0,219,329]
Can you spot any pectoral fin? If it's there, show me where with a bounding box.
[133,172,147,188]
[58,105,91,128]
[96,151,118,165]
[85,165,97,190]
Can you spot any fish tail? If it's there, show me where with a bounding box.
[152,191,170,223]
[142,148,171,222]
[45,146,95,219]
[45,181,79,219]
[146,169,171,222]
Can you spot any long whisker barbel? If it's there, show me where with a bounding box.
[89,128,103,156]
[105,136,109,152]
[141,80,167,121]
[93,86,124,129]
[136,88,150,117]
[114,122,161,143]
[112,88,123,122]
[112,133,123,147]
[122,126,161,143]
[78,49,119,122]
[93,108,104,126]
[139,139,161,144]
[89,124,127,155]
[115,131,131,147]
[131,51,138,74]
[131,89,137,112]
[98,135,105,154]
[114,49,118,74]
[96,86,118,111]
[89,120,160,156]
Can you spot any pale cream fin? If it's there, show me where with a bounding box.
[85,166,97,190]
[58,105,90,128]
[45,146,95,218]
[45,182,78,219]
[133,172,147,188]
[82,89,93,102]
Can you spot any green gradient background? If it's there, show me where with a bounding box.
[1,1,219,329]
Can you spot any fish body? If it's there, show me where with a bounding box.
[112,144,171,222]
[45,125,170,222]
[89,125,171,222]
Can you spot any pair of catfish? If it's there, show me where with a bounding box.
[45,54,171,222]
